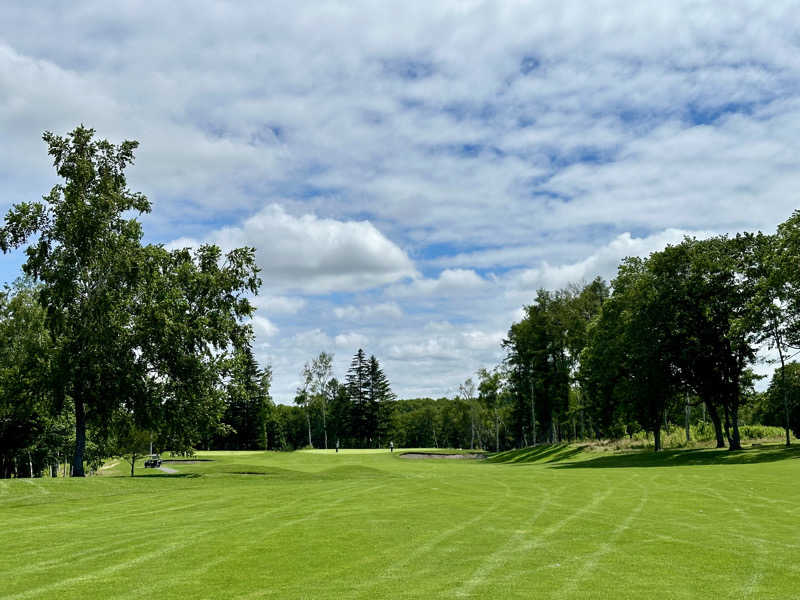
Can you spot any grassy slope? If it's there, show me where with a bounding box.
[2,444,799,599]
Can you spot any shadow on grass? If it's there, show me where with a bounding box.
[552,444,800,469]
[486,444,585,465]
[133,472,201,478]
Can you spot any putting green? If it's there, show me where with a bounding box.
[2,444,799,599]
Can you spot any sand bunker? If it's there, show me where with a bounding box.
[400,452,486,460]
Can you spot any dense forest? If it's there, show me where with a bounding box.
[1,126,799,477]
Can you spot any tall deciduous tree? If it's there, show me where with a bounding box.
[477,368,503,452]
[0,126,260,475]
[756,213,800,445]
[303,352,334,449]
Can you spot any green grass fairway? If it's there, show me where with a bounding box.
[2,445,799,599]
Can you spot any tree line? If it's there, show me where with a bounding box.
[503,219,800,451]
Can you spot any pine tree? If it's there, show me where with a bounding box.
[346,349,371,446]
[369,355,396,446]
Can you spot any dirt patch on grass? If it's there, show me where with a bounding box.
[400,452,487,460]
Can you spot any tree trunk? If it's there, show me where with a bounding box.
[728,400,742,451]
[707,402,725,448]
[322,401,328,450]
[72,397,86,477]
[723,403,732,447]
[685,395,691,443]
[654,424,662,452]
[495,409,500,452]
[131,457,135,477]
[470,410,475,450]
[530,380,536,446]
[770,323,792,447]
[779,349,791,446]
[306,407,312,448]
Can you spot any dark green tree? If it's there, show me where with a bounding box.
[369,355,396,446]
[218,346,272,450]
[0,280,64,477]
[752,363,800,437]
[0,126,260,475]
[346,349,371,446]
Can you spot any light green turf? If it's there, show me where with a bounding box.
[2,444,799,599]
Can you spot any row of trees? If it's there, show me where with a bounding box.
[209,212,800,455]
[502,214,800,451]
[293,349,396,449]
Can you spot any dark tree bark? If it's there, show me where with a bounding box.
[778,346,791,446]
[723,403,732,448]
[729,406,742,451]
[685,397,691,443]
[72,397,86,477]
[706,402,726,448]
[727,394,743,451]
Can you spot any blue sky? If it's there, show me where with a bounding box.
[1,1,799,401]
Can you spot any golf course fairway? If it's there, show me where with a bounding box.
[2,444,798,599]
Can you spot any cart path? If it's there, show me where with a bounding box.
[158,466,178,474]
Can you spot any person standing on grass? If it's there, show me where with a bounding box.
[390,441,394,453]
[336,440,339,453]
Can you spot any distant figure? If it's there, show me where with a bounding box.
[336,440,339,453]
[390,441,394,453]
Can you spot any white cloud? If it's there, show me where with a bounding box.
[169,204,417,294]
[252,315,279,338]
[507,228,714,293]
[252,295,307,315]
[334,332,368,348]
[388,269,488,297]
[333,302,403,320]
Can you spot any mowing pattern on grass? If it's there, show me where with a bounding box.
[1,446,799,599]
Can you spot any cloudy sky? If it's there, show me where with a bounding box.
[2,1,799,401]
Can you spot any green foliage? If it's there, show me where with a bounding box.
[0,126,261,475]
[749,362,800,437]
[504,278,608,447]
[214,346,273,450]
[0,280,60,477]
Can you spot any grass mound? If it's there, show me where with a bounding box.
[487,443,586,464]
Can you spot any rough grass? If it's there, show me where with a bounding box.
[2,444,800,599]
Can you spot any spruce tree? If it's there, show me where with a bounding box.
[369,355,396,446]
[346,349,371,446]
